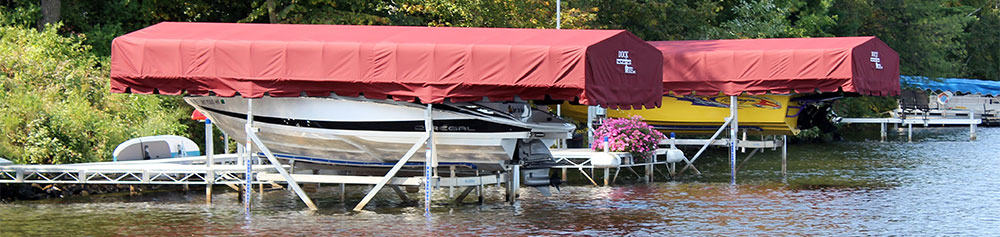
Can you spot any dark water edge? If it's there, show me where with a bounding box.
[2,127,999,236]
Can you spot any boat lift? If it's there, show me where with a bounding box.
[0,102,506,215]
[553,97,789,185]
[235,101,505,213]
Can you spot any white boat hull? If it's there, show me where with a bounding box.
[185,96,574,170]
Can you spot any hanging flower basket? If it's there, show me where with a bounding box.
[591,115,666,160]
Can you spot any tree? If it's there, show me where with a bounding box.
[0,24,189,164]
[36,0,57,30]
[592,0,719,40]
[709,0,836,39]
[962,2,1000,80]
[860,0,975,78]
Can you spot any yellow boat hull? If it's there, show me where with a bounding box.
[562,95,802,135]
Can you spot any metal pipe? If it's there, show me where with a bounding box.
[512,164,520,203]
[556,104,564,149]
[781,135,787,177]
[205,118,214,204]
[244,99,254,213]
[352,133,429,211]
[247,127,317,210]
[729,96,738,185]
[556,0,561,29]
[880,122,887,142]
[449,166,455,198]
[970,110,977,141]
[423,104,434,217]
[907,123,913,142]
[678,117,731,175]
[587,106,595,144]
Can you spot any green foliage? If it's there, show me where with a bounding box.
[2,0,1000,164]
[710,0,837,39]
[60,0,259,56]
[833,96,898,118]
[963,6,1000,80]
[853,1,975,78]
[593,0,718,40]
[0,0,38,27]
[0,25,189,164]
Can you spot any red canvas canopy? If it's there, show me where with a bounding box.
[111,22,663,109]
[651,36,900,96]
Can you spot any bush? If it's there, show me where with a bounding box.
[590,115,665,158]
[0,24,189,164]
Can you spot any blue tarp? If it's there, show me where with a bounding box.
[901,76,1000,96]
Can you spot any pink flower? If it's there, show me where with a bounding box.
[590,116,666,158]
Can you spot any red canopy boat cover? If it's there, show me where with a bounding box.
[111,22,663,109]
[651,36,900,96]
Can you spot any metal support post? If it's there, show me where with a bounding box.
[223,133,230,154]
[781,135,787,177]
[511,164,520,204]
[449,166,455,198]
[340,183,346,203]
[556,104,564,149]
[249,129,318,210]
[556,0,561,29]
[741,129,747,153]
[603,168,609,186]
[729,95,738,185]
[907,123,913,142]
[678,117,731,175]
[245,99,318,211]
[423,104,435,216]
[244,99,254,213]
[354,134,431,211]
[970,111,977,141]
[476,169,483,204]
[205,118,214,204]
[587,106,595,144]
[880,122,887,142]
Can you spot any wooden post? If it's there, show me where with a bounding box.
[603,168,609,186]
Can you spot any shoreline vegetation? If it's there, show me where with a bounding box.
[1,1,996,166]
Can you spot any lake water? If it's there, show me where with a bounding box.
[2,127,998,235]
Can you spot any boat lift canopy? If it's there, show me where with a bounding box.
[650,36,900,96]
[639,37,902,184]
[110,22,664,109]
[901,75,1000,96]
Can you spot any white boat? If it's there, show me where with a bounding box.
[112,135,201,161]
[185,95,575,171]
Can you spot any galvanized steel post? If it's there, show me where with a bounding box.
[970,111,977,141]
[424,104,434,217]
[205,118,214,204]
[244,99,253,213]
[729,96,738,185]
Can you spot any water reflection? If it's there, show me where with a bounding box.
[1,127,998,235]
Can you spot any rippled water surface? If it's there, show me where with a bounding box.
[2,127,999,235]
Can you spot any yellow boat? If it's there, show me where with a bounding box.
[561,94,803,135]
